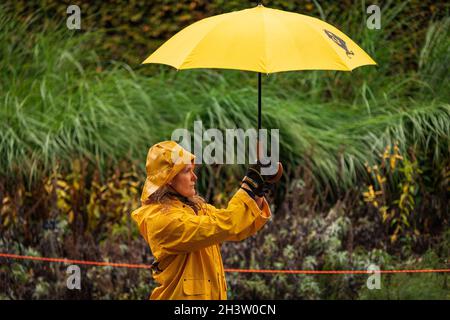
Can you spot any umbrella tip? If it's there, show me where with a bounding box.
[257,3,264,7]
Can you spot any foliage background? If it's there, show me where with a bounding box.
[0,0,449,299]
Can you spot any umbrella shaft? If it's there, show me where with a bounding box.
[257,72,262,161]
[258,72,262,133]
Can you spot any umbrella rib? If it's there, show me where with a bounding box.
[178,13,236,70]
[271,11,309,72]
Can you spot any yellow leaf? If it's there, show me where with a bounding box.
[390,233,397,243]
[390,156,396,169]
[68,210,74,223]
[376,174,386,185]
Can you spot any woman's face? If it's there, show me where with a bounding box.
[169,163,197,198]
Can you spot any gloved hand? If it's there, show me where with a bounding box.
[241,161,283,198]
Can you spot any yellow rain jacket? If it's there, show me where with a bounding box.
[131,188,271,300]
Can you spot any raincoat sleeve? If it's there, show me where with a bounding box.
[146,188,271,255]
[205,192,271,242]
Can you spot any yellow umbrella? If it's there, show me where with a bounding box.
[144,4,376,72]
[143,4,376,166]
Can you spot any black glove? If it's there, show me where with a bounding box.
[241,164,265,198]
[241,162,283,198]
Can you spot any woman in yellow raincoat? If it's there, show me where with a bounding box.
[131,141,279,300]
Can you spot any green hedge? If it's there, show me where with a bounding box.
[5,0,448,65]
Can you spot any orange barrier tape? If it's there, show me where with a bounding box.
[1,253,449,274]
[0,253,151,269]
[224,268,450,274]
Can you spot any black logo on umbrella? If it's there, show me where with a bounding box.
[324,29,354,58]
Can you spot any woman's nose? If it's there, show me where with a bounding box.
[192,171,197,182]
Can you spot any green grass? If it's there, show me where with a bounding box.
[0,3,449,194]
[358,248,449,300]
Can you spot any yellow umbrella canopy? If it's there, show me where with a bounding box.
[143,4,376,73]
[142,4,376,167]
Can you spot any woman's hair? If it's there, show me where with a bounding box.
[143,184,206,214]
